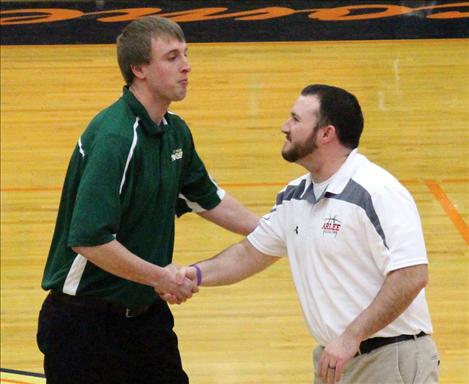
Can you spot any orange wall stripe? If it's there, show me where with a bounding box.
[425,179,469,246]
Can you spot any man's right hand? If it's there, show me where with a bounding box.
[154,264,199,304]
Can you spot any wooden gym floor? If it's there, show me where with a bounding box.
[1,39,468,383]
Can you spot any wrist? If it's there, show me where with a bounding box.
[344,322,367,344]
[190,264,202,286]
[149,265,169,288]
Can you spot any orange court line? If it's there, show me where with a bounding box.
[425,179,469,246]
[221,181,286,188]
[1,379,37,384]
[1,178,468,192]
[0,187,62,193]
[0,183,288,192]
[440,178,469,183]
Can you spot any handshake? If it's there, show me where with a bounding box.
[154,264,201,305]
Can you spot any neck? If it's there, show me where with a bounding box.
[129,83,169,124]
[300,146,352,183]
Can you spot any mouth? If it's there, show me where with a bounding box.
[179,79,188,87]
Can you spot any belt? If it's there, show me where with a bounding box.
[49,290,158,318]
[357,331,427,355]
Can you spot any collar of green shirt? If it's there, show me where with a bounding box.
[122,86,166,136]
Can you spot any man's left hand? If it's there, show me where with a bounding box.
[319,332,361,383]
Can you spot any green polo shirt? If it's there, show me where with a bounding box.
[42,87,222,308]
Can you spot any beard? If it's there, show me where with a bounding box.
[281,130,318,163]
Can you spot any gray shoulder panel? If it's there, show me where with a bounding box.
[327,179,388,249]
[276,179,307,205]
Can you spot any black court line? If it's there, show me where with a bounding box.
[0,368,45,378]
[1,1,468,45]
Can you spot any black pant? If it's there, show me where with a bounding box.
[37,293,189,384]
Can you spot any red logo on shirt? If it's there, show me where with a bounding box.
[322,216,341,237]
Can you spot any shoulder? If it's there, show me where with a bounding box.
[94,98,136,132]
[350,155,411,203]
[275,173,310,205]
[285,173,310,190]
[80,99,136,153]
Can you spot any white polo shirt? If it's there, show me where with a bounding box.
[247,150,433,346]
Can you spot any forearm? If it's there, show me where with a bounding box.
[196,239,279,286]
[72,240,165,288]
[198,193,259,236]
[344,264,428,341]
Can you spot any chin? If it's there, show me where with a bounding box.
[172,92,187,102]
[281,149,297,163]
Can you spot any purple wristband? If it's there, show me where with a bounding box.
[190,264,202,286]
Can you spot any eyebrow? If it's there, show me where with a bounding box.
[164,47,188,56]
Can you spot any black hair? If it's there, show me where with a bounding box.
[301,84,364,148]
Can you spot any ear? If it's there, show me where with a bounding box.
[320,125,336,144]
[130,63,146,81]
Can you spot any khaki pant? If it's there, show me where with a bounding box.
[313,336,440,384]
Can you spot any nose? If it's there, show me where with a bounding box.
[281,119,291,134]
[182,56,191,73]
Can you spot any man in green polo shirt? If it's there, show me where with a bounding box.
[37,16,258,384]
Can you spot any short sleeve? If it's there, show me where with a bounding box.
[371,183,428,274]
[247,206,287,257]
[177,137,223,216]
[67,135,129,247]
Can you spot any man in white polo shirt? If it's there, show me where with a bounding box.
[176,84,439,383]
